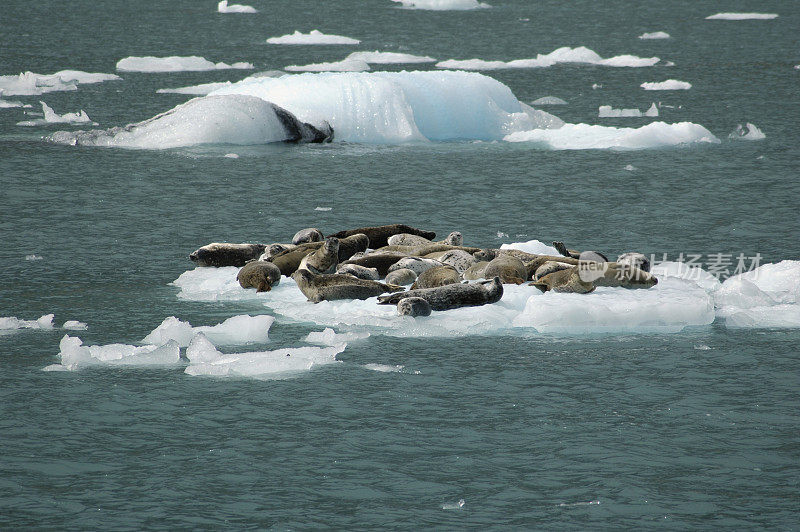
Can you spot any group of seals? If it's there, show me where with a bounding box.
[190,226,660,316]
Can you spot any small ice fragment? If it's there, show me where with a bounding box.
[116,56,253,72]
[641,80,691,90]
[639,31,670,39]
[531,96,567,105]
[345,51,436,64]
[644,102,659,116]
[705,13,778,20]
[42,364,69,372]
[285,59,370,72]
[729,123,765,141]
[664,61,675,66]
[394,0,490,10]
[592,83,602,89]
[267,30,361,45]
[442,499,466,510]
[363,363,404,372]
[315,207,332,211]
[224,153,239,158]
[17,101,96,126]
[217,0,257,13]
[496,231,508,238]
[694,344,711,350]
[0,314,55,331]
[558,500,601,507]
[63,320,88,330]
[305,328,369,345]
[624,164,637,171]
[599,105,643,118]
[25,254,43,260]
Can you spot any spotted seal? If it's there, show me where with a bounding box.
[328,224,436,249]
[397,297,432,317]
[616,252,651,273]
[385,268,418,286]
[411,265,461,289]
[237,260,282,292]
[298,237,339,274]
[437,249,477,274]
[292,228,324,245]
[336,263,380,280]
[483,254,528,284]
[189,243,266,268]
[259,243,297,261]
[388,257,443,276]
[529,267,596,294]
[292,269,404,303]
[341,252,408,277]
[336,233,369,262]
[553,241,609,262]
[378,277,503,311]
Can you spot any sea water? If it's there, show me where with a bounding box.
[1,0,798,528]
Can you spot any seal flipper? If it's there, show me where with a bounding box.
[257,280,271,292]
[552,241,573,258]
[528,281,550,293]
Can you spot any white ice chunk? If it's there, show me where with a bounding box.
[638,31,670,39]
[500,239,559,256]
[504,121,718,150]
[62,320,88,330]
[217,0,257,13]
[184,344,345,379]
[156,81,233,95]
[0,91,33,108]
[142,314,274,347]
[304,327,370,345]
[729,123,765,140]
[641,80,691,90]
[715,261,800,328]
[266,30,360,45]
[0,314,55,331]
[224,153,239,158]
[392,0,490,10]
[56,335,181,370]
[651,261,722,293]
[0,72,77,96]
[17,101,96,126]
[644,102,659,116]
[363,363,405,373]
[186,333,223,363]
[116,56,253,72]
[598,105,643,118]
[48,70,121,84]
[531,96,567,105]
[285,59,370,72]
[345,51,436,64]
[705,13,778,20]
[436,47,658,70]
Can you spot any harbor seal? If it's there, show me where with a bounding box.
[292,228,324,245]
[385,268,418,286]
[237,260,282,292]
[616,252,651,273]
[292,269,404,303]
[387,230,462,247]
[298,237,339,274]
[463,261,489,280]
[397,297,432,317]
[268,246,317,276]
[189,243,266,268]
[336,233,369,262]
[483,254,528,284]
[328,224,436,249]
[259,243,296,261]
[553,241,609,262]
[378,277,503,311]
[336,263,380,280]
[591,264,658,289]
[437,249,477,274]
[411,265,461,289]
[341,252,408,277]
[530,267,596,294]
[533,260,573,280]
[388,257,443,276]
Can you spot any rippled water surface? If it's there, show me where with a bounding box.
[1,0,798,528]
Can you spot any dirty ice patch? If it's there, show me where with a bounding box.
[392,0,490,10]
[267,30,360,45]
[504,121,718,150]
[184,343,345,379]
[217,0,256,13]
[47,335,181,371]
[705,13,778,20]
[157,81,233,95]
[641,80,691,90]
[17,101,96,126]
[436,46,658,70]
[285,59,370,72]
[116,56,253,72]
[142,314,274,347]
[715,261,800,328]
[345,51,436,64]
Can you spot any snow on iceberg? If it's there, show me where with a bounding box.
[47,95,329,149]
[51,335,181,371]
[504,121,718,150]
[729,123,765,140]
[345,51,436,64]
[142,314,274,347]
[217,0,256,13]
[116,56,253,72]
[706,13,778,20]
[435,46,659,70]
[285,59,370,72]
[598,103,658,118]
[392,0,490,10]
[641,80,691,90]
[184,343,345,379]
[531,96,567,105]
[266,30,360,45]
[639,31,670,39]
[17,101,96,126]
[156,81,233,95]
[0,314,55,332]
[715,261,800,328]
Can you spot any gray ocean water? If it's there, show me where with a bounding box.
[2,0,799,528]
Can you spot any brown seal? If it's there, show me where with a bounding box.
[411,265,461,289]
[189,243,267,267]
[483,254,528,284]
[298,237,339,274]
[292,269,404,303]
[328,224,436,249]
[378,277,503,311]
[237,260,282,292]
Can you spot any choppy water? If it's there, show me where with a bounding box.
[2,0,798,528]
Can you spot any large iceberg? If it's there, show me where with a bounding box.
[391,0,490,10]
[436,47,659,69]
[116,56,253,72]
[266,30,360,45]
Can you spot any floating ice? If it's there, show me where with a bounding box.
[531,96,567,105]
[315,206,332,211]
[25,254,43,260]
[0,90,33,108]
[224,153,239,158]
[304,327,370,345]
[598,102,658,118]
[436,47,659,70]
[142,314,274,347]
[62,320,88,330]
[715,261,800,328]
[592,83,602,90]
[217,0,256,13]
[0,70,120,96]
[48,95,318,149]
[266,30,360,45]
[285,59,370,72]
[504,121,718,150]
[729,123,765,141]
[706,13,778,20]
[53,335,181,370]
[17,101,96,126]
[442,499,466,510]
[48,70,121,84]
[0,314,55,332]
[184,344,345,379]
[624,164,636,171]
[116,56,253,72]
[393,0,489,10]
[641,80,691,90]
[639,31,670,39]
[651,261,722,293]
[500,239,559,256]
[185,333,222,363]
[363,363,405,373]
[345,51,436,64]
[157,81,233,95]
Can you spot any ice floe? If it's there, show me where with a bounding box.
[266,30,360,45]
[0,92,32,108]
[531,96,567,105]
[0,70,121,96]
[156,81,233,95]
[304,327,370,345]
[184,344,345,378]
[598,103,658,118]
[345,51,436,64]
[63,320,88,330]
[641,80,691,90]
[705,13,778,20]
[217,0,256,13]
[715,261,800,328]
[729,123,765,140]
[142,314,274,347]
[436,46,659,70]
[285,59,370,72]
[0,314,55,332]
[363,363,406,373]
[17,101,96,126]
[638,31,670,39]
[392,0,490,10]
[116,56,253,72]
[48,335,181,371]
